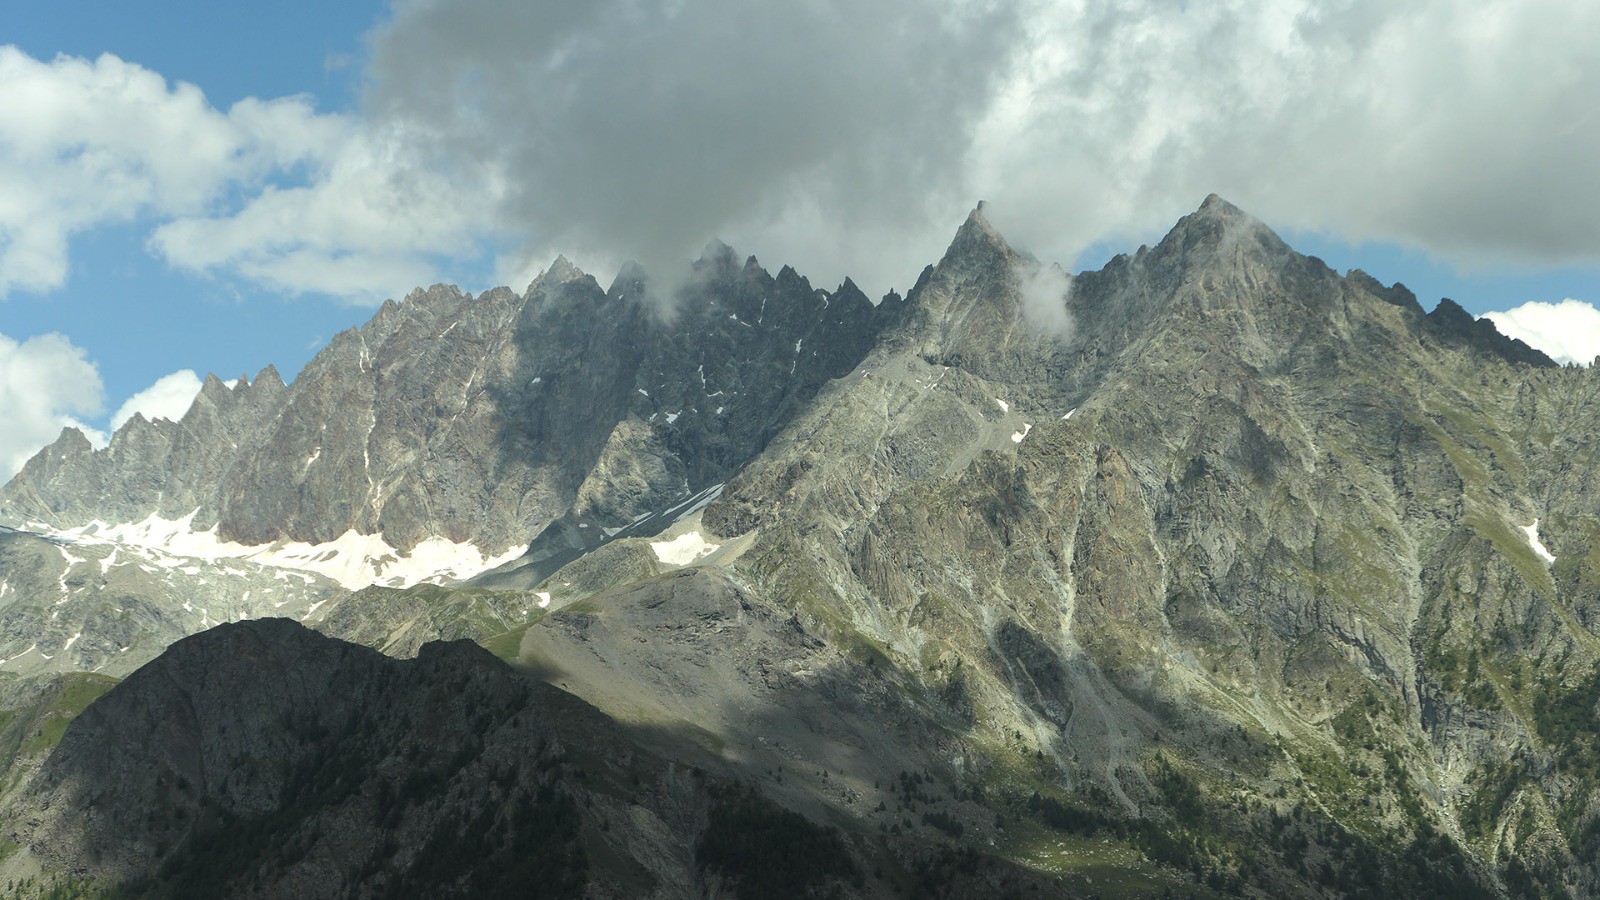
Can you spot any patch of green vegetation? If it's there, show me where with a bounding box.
[19,673,119,756]
[1149,757,1206,826]
[1423,635,1502,710]
[557,597,602,616]
[996,813,1207,899]
[1529,666,1600,857]
[112,732,586,899]
[1429,398,1527,484]
[1532,668,1600,774]
[1292,743,1372,830]
[479,621,534,664]
[1461,761,1519,841]
[1307,519,1409,624]
[747,541,904,673]
[1,873,103,899]
[1467,510,1555,594]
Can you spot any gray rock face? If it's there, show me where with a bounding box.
[4,195,1599,897]
[2,368,290,530]
[0,526,333,677]
[0,252,898,558]
[694,196,1592,895]
[0,248,906,759]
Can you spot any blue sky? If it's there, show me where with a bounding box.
[3,1,392,414]
[3,0,1600,475]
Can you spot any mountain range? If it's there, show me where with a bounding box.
[0,195,1594,899]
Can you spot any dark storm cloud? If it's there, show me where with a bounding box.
[362,0,1600,299]
[366,0,1024,292]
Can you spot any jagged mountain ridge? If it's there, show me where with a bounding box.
[3,196,1599,898]
[0,247,898,678]
[1,247,898,562]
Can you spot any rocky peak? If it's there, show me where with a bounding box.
[832,277,871,311]
[51,426,93,456]
[1426,297,1555,367]
[530,255,587,294]
[941,201,1022,270]
[1154,193,1293,269]
[252,364,287,395]
[195,372,235,408]
[607,261,648,297]
[696,238,736,266]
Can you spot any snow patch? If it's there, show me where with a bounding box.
[994,398,1009,412]
[1062,407,1076,420]
[2,644,36,664]
[651,531,721,566]
[42,511,523,590]
[1011,423,1032,443]
[535,591,552,608]
[1522,520,1556,564]
[665,483,725,525]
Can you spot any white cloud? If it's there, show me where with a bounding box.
[149,121,497,302]
[968,0,1600,273]
[1482,299,1600,366]
[1015,261,1075,341]
[0,46,479,303]
[110,369,205,430]
[363,0,1600,292]
[0,48,305,295]
[0,332,106,478]
[9,3,1600,306]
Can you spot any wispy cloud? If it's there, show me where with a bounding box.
[1015,262,1075,342]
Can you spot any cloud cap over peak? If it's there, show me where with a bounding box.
[365,0,1024,292]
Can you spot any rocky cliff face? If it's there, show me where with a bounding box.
[0,249,898,679]
[684,196,1596,897]
[1,249,897,560]
[3,196,1598,898]
[0,525,334,677]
